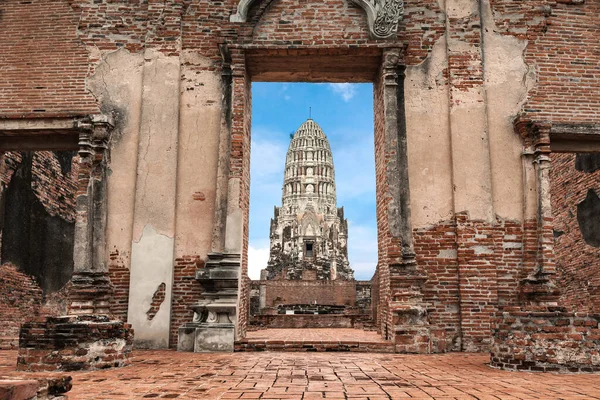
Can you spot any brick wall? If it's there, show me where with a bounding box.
[0,0,98,117]
[250,314,362,329]
[169,256,204,348]
[261,280,357,307]
[18,315,133,372]
[414,220,461,351]
[0,264,45,349]
[231,54,252,339]
[1,0,599,352]
[1,151,77,222]
[1,151,77,295]
[107,248,130,322]
[373,68,392,340]
[413,216,529,352]
[0,151,77,348]
[551,153,600,313]
[490,0,600,123]
[491,307,600,372]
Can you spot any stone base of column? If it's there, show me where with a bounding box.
[68,271,114,315]
[491,306,600,372]
[17,315,133,372]
[178,323,235,352]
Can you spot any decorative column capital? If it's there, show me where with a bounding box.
[514,116,552,150]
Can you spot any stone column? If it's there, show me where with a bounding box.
[517,120,560,307]
[69,115,113,315]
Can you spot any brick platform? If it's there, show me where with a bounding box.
[236,328,394,353]
[2,350,600,399]
[491,307,600,372]
[17,315,133,372]
[249,315,367,330]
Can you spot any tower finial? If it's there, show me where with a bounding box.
[309,106,312,119]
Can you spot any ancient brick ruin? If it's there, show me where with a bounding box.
[0,0,599,374]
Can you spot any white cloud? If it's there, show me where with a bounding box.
[248,244,270,280]
[250,135,287,180]
[328,83,357,102]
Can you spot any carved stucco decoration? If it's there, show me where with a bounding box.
[230,0,404,39]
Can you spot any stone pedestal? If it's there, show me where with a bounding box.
[17,315,133,372]
[177,253,239,352]
[178,323,235,352]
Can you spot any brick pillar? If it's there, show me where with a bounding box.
[376,49,442,353]
[69,115,114,316]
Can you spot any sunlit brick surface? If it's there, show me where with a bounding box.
[237,329,394,352]
[2,350,600,399]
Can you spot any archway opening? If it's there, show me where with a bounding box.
[229,46,401,350]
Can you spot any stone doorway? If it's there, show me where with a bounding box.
[179,0,435,354]
[231,48,412,350]
[188,44,429,353]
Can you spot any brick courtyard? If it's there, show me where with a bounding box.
[2,344,600,399]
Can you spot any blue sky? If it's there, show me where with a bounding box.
[249,82,377,280]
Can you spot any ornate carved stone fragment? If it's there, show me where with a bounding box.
[230,0,404,39]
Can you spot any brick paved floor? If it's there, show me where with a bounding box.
[1,349,600,399]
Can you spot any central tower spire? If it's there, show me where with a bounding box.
[282,118,336,218]
[262,118,353,282]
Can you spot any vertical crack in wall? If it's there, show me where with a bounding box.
[146,282,166,320]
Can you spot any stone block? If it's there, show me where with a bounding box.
[177,327,196,352]
[194,324,235,352]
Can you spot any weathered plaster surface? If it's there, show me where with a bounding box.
[128,224,174,349]
[131,50,181,240]
[481,0,534,221]
[87,49,144,271]
[174,51,221,257]
[405,36,454,228]
[446,0,476,19]
[129,49,181,348]
[225,178,243,254]
[446,0,494,222]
